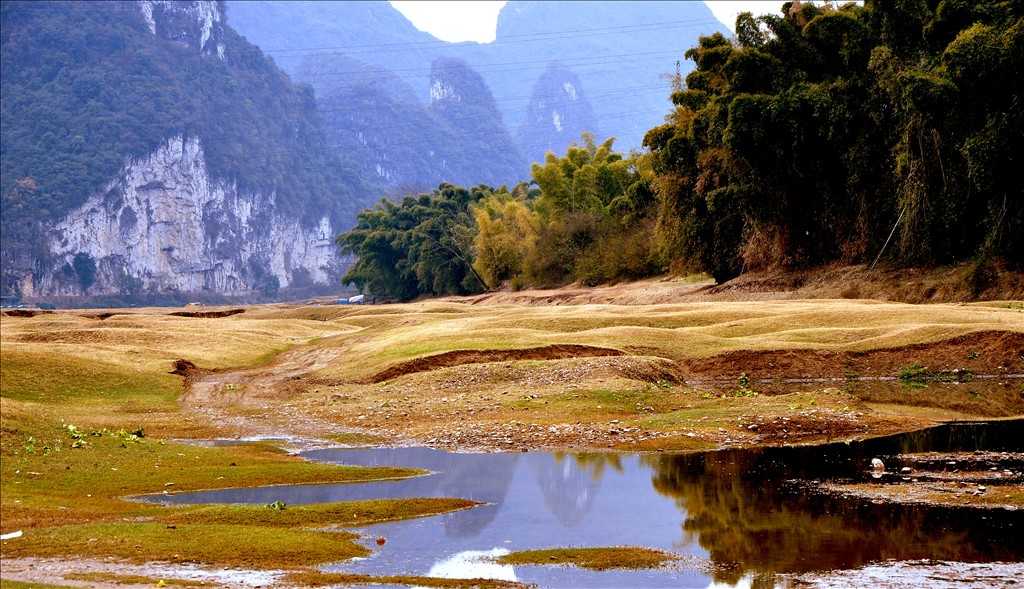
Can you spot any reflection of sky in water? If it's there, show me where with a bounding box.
[161,447,711,587]
[312,448,707,588]
[153,421,1024,588]
[427,548,517,582]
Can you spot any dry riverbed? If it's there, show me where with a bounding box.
[2,275,1023,587]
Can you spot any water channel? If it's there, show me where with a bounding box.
[158,420,1024,587]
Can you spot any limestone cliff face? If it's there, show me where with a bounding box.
[39,136,341,297]
[139,0,226,58]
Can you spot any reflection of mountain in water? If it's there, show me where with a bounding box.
[529,452,620,527]
[303,447,519,540]
[641,423,1024,586]
[432,452,519,539]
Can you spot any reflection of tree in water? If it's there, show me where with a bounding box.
[641,449,1024,587]
[530,452,620,526]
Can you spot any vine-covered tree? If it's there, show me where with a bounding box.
[644,0,1022,283]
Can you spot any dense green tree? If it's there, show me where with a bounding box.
[644,0,1022,282]
[340,1,1021,293]
[337,184,500,300]
[472,184,540,289]
[516,135,662,287]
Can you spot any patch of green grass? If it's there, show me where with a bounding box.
[1,427,422,530]
[1,500,486,572]
[63,572,209,587]
[248,343,296,367]
[0,523,368,569]
[161,498,480,528]
[0,350,179,406]
[545,388,678,416]
[636,403,766,429]
[494,546,681,571]
[0,580,76,589]
[897,363,973,387]
[627,435,717,452]
[324,432,388,446]
[733,372,758,397]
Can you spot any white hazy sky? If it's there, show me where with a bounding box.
[388,1,788,43]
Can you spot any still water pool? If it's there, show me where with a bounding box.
[157,421,1024,587]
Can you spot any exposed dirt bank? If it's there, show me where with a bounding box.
[447,264,1024,305]
[169,308,246,319]
[683,329,1024,382]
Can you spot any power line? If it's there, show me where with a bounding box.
[258,17,723,56]
[213,102,673,164]
[290,49,693,81]
[314,82,672,116]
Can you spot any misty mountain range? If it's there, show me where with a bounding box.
[227,0,725,189]
[1,0,728,300]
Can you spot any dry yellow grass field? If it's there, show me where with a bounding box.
[1,281,1022,587]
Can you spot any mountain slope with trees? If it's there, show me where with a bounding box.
[226,0,724,170]
[1,1,377,298]
[338,0,1022,301]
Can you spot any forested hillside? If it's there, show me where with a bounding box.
[302,54,526,192]
[1,1,376,298]
[1,1,369,230]
[338,0,1023,301]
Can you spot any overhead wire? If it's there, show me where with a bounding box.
[256,17,723,57]
[217,106,671,170]
[3,1,701,185]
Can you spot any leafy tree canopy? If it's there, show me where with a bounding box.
[644,0,1022,281]
[337,184,500,301]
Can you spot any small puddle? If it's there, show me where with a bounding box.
[155,421,1024,587]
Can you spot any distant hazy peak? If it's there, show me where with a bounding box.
[518,61,598,166]
[429,57,495,110]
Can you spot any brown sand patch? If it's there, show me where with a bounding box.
[1,309,54,318]
[366,344,627,383]
[682,330,1024,382]
[169,309,246,319]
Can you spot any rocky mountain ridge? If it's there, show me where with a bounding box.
[517,62,599,168]
[228,0,725,163]
[307,54,525,193]
[1,0,370,301]
[35,136,339,298]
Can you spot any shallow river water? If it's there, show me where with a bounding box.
[158,421,1024,588]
